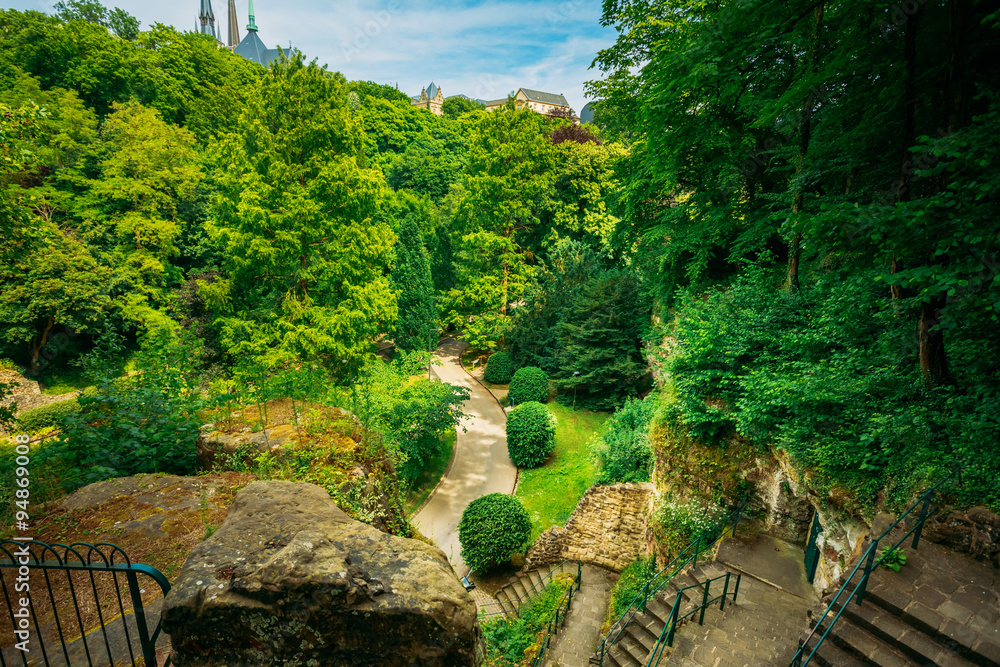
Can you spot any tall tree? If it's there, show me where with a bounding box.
[391,216,436,351]
[210,53,396,373]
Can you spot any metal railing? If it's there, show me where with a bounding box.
[531,565,583,667]
[594,497,748,666]
[479,558,582,618]
[647,571,741,667]
[789,467,961,667]
[1,540,172,667]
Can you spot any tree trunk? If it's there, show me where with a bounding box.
[30,317,55,372]
[787,2,824,291]
[919,297,952,388]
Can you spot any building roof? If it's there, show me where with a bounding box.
[427,82,439,98]
[580,102,595,124]
[234,30,285,67]
[519,88,570,107]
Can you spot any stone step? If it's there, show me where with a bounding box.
[823,615,916,667]
[527,569,543,590]
[834,599,979,667]
[608,636,643,667]
[806,634,870,667]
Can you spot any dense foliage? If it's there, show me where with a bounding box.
[508,367,550,405]
[481,574,574,667]
[483,350,514,384]
[607,557,657,620]
[591,397,655,484]
[458,493,532,573]
[505,401,557,468]
[589,0,1000,509]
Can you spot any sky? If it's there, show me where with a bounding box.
[0,0,618,114]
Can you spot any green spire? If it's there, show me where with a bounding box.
[246,0,257,31]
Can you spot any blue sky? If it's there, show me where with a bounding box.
[0,0,617,113]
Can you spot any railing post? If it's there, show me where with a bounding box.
[732,573,741,603]
[642,581,649,613]
[855,542,878,605]
[694,534,702,564]
[126,570,157,667]
[578,561,582,590]
[721,572,731,611]
[911,495,932,550]
[666,595,682,647]
[698,579,710,625]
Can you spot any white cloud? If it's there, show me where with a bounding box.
[0,0,616,112]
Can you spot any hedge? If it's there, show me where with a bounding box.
[15,399,81,433]
[484,351,514,384]
[508,366,549,404]
[505,401,556,468]
[458,493,532,572]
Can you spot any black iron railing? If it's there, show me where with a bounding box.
[479,558,582,618]
[789,466,961,667]
[594,497,748,666]
[646,570,741,666]
[0,540,172,667]
[530,565,583,667]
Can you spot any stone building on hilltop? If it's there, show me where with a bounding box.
[411,82,445,115]
[485,87,577,121]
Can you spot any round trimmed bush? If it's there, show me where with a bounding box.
[15,399,82,433]
[505,401,556,468]
[508,366,549,404]
[458,493,532,573]
[483,350,513,384]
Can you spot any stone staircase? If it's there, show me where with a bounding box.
[801,538,1000,666]
[600,562,735,667]
[490,560,582,617]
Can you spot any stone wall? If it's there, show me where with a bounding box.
[0,370,80,431]
[524,482,655,573]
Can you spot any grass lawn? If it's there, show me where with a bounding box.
[405,431,456,516]
[516,400,610,543]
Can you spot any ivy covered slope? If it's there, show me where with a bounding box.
[590,1,1000,510]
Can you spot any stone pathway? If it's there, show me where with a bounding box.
[412,337,517,576]
[545,565,616,667]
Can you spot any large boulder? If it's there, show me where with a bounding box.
[161,480,483,666]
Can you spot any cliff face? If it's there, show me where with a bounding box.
[651,422,1000,594]
[162,480,483,667]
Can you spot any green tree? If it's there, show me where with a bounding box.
[505,401,556,468]
[210,53,396,372]
[554,271,649,411]
[391,216,436,352]
[458,493,532,572]
[54,1,140,40]
[441,96,484,120]
[0,222,111,370]
[83,101,202,330]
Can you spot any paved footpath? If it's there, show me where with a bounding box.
[545,565,616,667]
[412,337,517,576]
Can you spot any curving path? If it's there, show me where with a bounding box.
[412,337,517,576]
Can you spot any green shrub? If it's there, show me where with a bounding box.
[36,329,203,492]
[508,366,549,404]
[653,498,725,554]
[505,402,556,468]
[481,575,574,665]
[591,397,656,484]
[458,493,532,573]
[608,556,657,619]
[15,399,81,433]
[484,350,514,384]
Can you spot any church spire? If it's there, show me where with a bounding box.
[198,0,216,35]
[246,0,258,31]
[227,0,240,47]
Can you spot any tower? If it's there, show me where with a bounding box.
[198,0,216,35]
[246,0,258,31]
[227,0,240,49]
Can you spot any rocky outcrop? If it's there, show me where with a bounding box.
[524,483,655,573]
[162,480,483,666]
